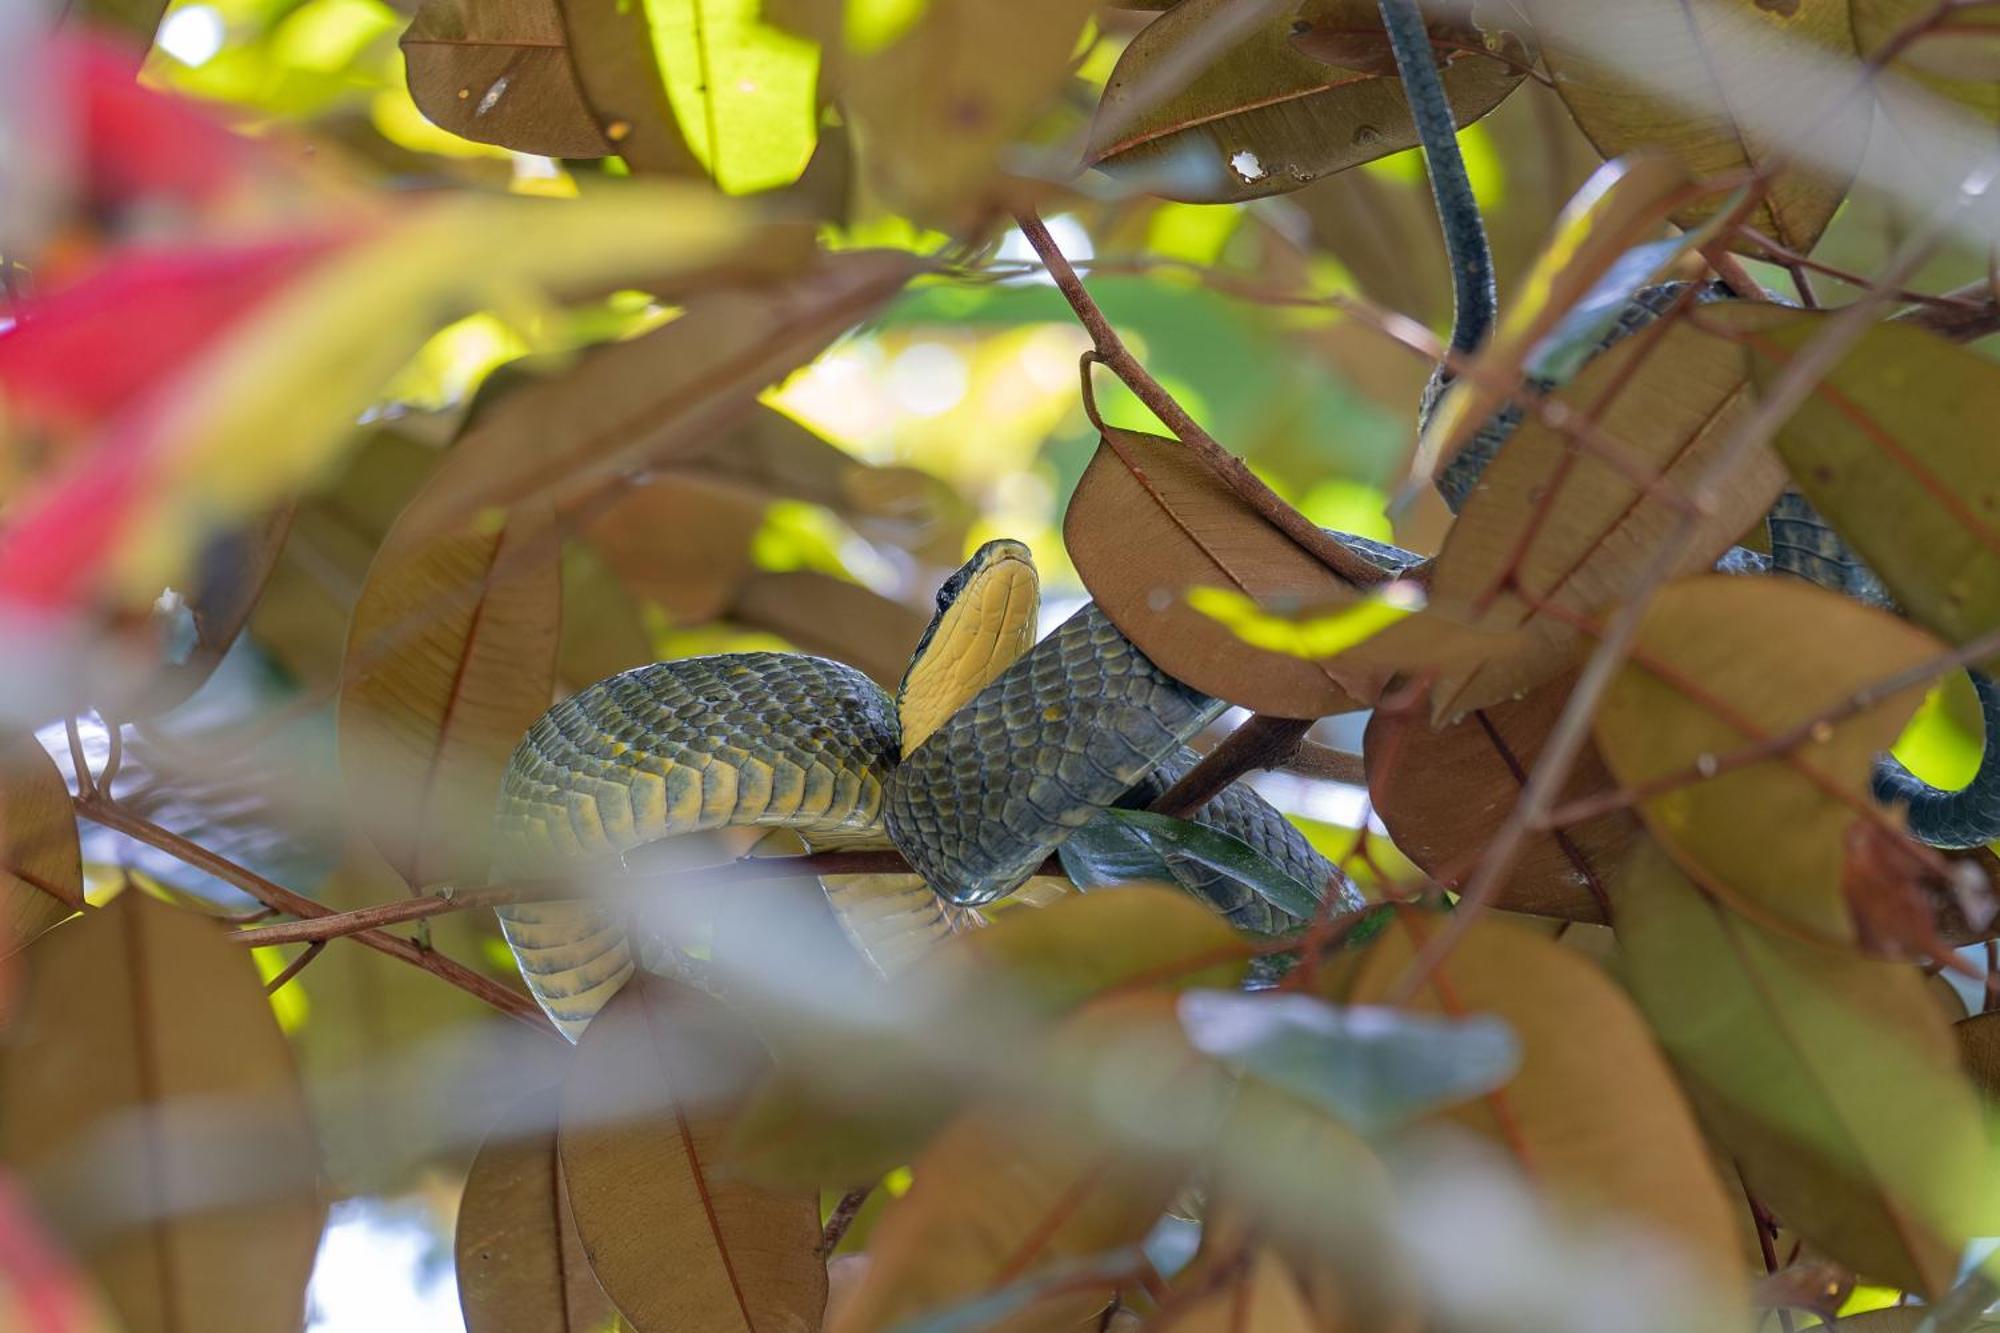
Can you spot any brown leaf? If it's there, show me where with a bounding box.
[582,474,768,623]
[1327,909,1746,1291]
[1064,427,1376,718]
[401,0,613,158]
[826,993,1208,1333]
[1593,575,1941,944]
[729,571,927,691]
[1856,0,2000,179]
[134,505,296,717]
[1518,0,1865,252]
[1476,80,1612,300]
[1402,302,1794,717]
[0,890,324,1333]
[841,0,1098,226]
[560,976,826,1332]
[1088,0,1533,203]
[1157,1250,1322,1331]
[1366,671,1636,922]
[339,492,561,889]
[401,252,922,544]
[1957,1009,2000,1105]
[557,541,657,691]
[555,0,704,174]
[0,740,84,956]
[1292,167,1451,331]
[1617,838,1987,1294]
[457,1087,627,1333]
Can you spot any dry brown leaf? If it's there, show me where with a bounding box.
[339,492,561,890]
[0,739,84,957]
[1329,909,1747,1292]
[0,890,324,1333]
[1088,0,1534,203]
[457,1087,628,1333]
[400,252,922,544]
[1519,0,1865,252]
[1064,427,1377,718]
[1411,302,1794,718]
[582,473,768,624]
[1594,575,1941,944]
[560,976,826,1332]
[1366,671,1636,922]
[401,0,612,158]
[729,570,928,691]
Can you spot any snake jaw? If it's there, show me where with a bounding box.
[897,539,1041,756]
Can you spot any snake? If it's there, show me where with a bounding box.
[488,1,1997,1040]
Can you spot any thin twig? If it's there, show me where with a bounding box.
[75,794,554,1034]
[1013,209,1393,589]
[64,716,94,799]
[264,942,325,994]
[818,1185,873,1257]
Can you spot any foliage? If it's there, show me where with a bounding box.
[1,2,1998,1332]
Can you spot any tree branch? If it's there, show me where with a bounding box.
[1149,715,1313,820]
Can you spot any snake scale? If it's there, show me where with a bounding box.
[489,3,1998,1040]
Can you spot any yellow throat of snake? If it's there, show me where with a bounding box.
[895,539,1041,755]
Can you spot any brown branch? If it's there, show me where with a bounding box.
[1281,739,1367,786]
[1013,210,1392,589]
[75,794,555,1035]
[818,1185,872,1257]
[1896,275,2000,343]
[1149,715,1313,820]
[264,941,325,994]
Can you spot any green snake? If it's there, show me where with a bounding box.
[493,540,1365,1040]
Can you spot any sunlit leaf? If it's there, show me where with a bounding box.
[1518,0,1865,252]
[1327,909,1746,1289]
[1185,581,1418,660]
[1177,990,1519,1135]
[401,0,614,157]
[339,491,561,890]
[457,1087,628,1333]
[1593,575,1941,944]
[560,976,827,1331]
[1089,0,1533,203]
[0,891,324,1333]
[1617,837,1988,1294]
[557,0,706,173]
[1366,670,1636,923]
[0,740,85,956]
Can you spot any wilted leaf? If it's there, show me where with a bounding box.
[1367,671,1636,922]
[1065,426,1388,717]
[841,0,1097,224]
[1518,0,1865,252]
[582,473,768,623]
[1617,837,1988,1294]
[1401,302,1795,717]
[1059,807,1323,923]
[1328,909,1746,1289]
[401,0,614,157]
[0,890,324,1333]
[1420,152,1705,482]
[0,740,84,955]
[1754,318,2000,674]
[457,1088,626,1333]
[826,994,1210,1333]
[401,251,922,543]
[729,570,928,690]
[1594,576,1941,943]
[560,977,826,1331]
[1088,0,1534,203]
[339,493,561,890]
[1177,990,1519,1135]
[557,0,705,173]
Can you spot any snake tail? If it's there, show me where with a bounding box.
[1378,0,1494,360]
[493,653,901,1040]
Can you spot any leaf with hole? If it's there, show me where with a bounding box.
[1616,837,1988,1295]
[1087,0,1534,203]
[1593,575,1942,943]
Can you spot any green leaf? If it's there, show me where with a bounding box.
[643,0,821,193]
[1059,808,1322,922]
[1753,318,2000,675]
[1176,989,1520,1135]
[1615,837,1989,1295]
